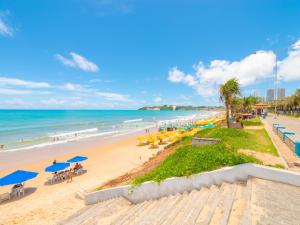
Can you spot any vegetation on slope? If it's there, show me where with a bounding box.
[133,142,259,184]
[133,127,269,184]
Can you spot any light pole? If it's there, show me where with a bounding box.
[274,53,278,119]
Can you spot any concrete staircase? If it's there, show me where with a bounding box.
[61,178,300,225]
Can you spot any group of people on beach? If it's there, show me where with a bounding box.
[52,160,83,182]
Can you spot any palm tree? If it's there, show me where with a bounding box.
[219,78,241,127]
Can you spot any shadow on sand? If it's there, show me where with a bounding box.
[0,187,37,205]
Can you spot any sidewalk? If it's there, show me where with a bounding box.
[262,115,300,171]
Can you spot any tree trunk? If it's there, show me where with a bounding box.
[226,102,230,128]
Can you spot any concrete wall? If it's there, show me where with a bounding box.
[278,129,285,140]
[285,135,296,152]
[272,123,298,157]
[192,137,221,146]
[84,163,300,205]
[229,122,243,129]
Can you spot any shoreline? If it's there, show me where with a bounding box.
[0,126,157,172]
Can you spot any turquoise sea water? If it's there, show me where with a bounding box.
[0,110,210,151]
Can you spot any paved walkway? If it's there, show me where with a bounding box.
[265,114,300,140]
[262,115,300,171]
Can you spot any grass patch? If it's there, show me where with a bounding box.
[196,127,278,156]
[241,117,262,126]
[133,142,260,184]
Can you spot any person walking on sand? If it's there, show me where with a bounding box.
[67,169,74,183]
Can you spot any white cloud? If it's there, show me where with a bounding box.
[70,52,99,72]
[0,77,50,88]
[54,54,76,68]
[0,88,33,95]
[0,11,14,37]
[55,52,99,72]
[89,79,112,83]
[62,83,84,91]
[168,51,276,97]
[278,39,300,81]
[154,97,162,103]
[89,79,101,83]
[95,91,131,102]
[3,98,26,106]
[41,98,65,106]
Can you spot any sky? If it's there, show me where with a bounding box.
[0,0,300,109]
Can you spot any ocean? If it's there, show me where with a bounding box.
[0,110,213,151]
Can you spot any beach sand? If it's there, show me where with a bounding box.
[0,130,163,225]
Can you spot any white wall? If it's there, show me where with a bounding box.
[84,163,300,205]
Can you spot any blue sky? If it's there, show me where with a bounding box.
[0,0,300,109]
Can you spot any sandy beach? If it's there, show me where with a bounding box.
[0,129,163,225]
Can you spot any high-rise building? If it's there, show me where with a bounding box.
[266,88,285,101]
[277,88,286,100]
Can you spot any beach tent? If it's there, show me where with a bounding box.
[0,170,38,186]
[45,162,70,172]
[67,156,88,163]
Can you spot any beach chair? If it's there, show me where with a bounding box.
[47,176,56,184]
[18,187,25,197]
[11,187,24,198]
[78,168,83,175]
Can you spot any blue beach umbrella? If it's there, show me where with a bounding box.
[67,156,88,163]
[45,162,70,172]
[0,170,38,186]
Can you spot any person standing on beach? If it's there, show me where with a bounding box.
[67,169,74,182]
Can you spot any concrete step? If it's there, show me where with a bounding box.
[160,192,190,225]
[134,195,171,225]
[82,197,131,225]
[139,194,179,225]
[195,185,221,225]
[62,178,300,225]
[251,178,300,225]
[171,190,199,225]
[209,183,237,225]
[62,197,131,225]
[112,200,151,225]
[181,187,210,225]
[227,180,252,225]
[154,193,183,225]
